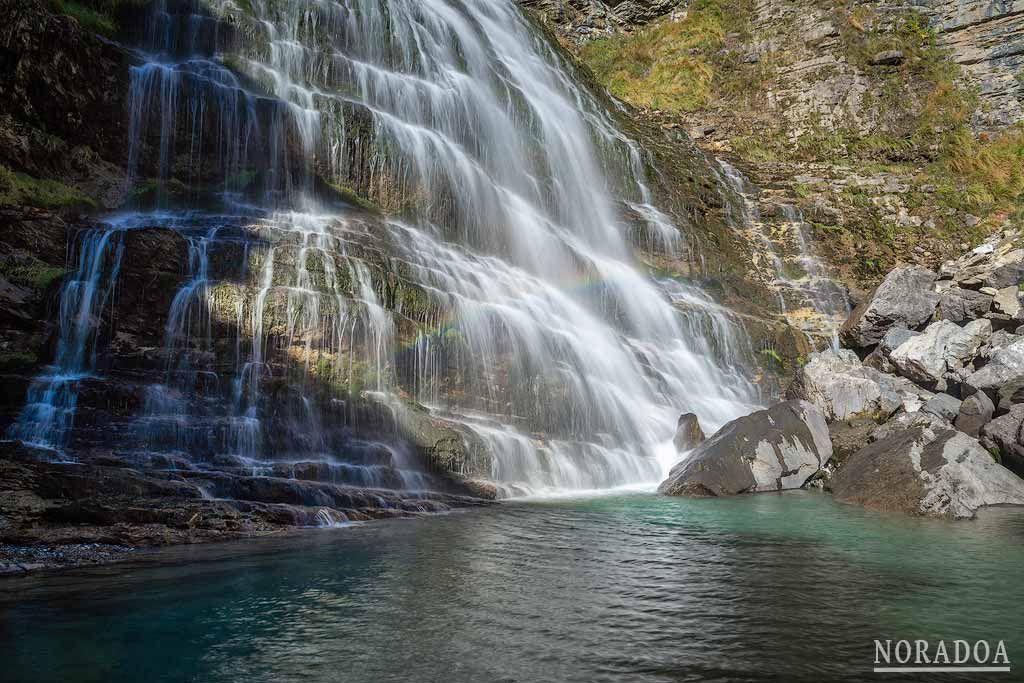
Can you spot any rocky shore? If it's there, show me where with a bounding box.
[661,227,1024,518]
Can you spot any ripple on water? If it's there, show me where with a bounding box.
[1,492,1023,682]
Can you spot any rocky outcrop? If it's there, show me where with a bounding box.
[831,417,1024,518]
[672,412,706,452]
[888,318,991,388]
[658,400,831,496]
[519,0,681,44]
[840,266,940,347]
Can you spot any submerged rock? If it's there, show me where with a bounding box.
[658,400,831,497]
[831,419,1024,518]
[840,266,940,348]
[673,412,706,452]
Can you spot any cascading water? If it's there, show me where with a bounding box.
[717,159,849,349]
[8,0,760,494]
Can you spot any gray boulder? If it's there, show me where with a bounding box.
[889,319,990,387]
[991,286,1023,321]
[935,286,993,323]
[658,401,831,497]
[965,338,1024,409]
[831,419,1024,518]
[673,413,706,452]
[981,405,1024,477]
[954,392,994,437]
[840,266,939,348]
[921,393,962,422]
[790,349,933,421]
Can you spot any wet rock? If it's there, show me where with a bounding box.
[673,412,706,452]
[831,419,1024,518]
[921,393,962,422]
[954,392,994,438]
[981,405,1024,477]
[658,400,831,496]
[840,266,939,348]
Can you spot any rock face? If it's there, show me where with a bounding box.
[929,0,1024,129]
[519,0,681,43]
[831,419,1024,518]
[673,412,706,452]
[658,400,831,497]
[840,266,940,348]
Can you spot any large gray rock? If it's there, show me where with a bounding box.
[790,349,933,421]
[840,266,940,348]
[831,418,1024,519]
[935,285,993,323]
[981,405,1024,477]
[921,393,962,422]
[889,319,990,387]
[965,338,1024,409]
[954,391,994,437]
[658,401,831,497]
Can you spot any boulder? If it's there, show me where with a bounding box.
[954,392,994,437]
[889,319,991,388]
[658,401,831,497]
[935,286,993,323]
[790,349,933,421]
[831,419,1024,518]
[673,412,706,452]
[991,286,1023,321]
[840,266,939,348]
[921,393,962,422]
[981,405,1024,477]
[984,250,1024,289]
[964,338,1024,409]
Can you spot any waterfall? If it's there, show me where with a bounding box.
[717,159,849,349]
[9,0,760,494]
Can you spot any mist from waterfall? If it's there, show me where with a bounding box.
[9,0,760,494]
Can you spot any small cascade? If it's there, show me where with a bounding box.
[9,0,765,497]
[717,159,849,348]
[6,222,129,453]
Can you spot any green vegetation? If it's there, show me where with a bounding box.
[49,0,147,36]
[580,0,760,113]
[0,257,67,290]
[0,165,95,210]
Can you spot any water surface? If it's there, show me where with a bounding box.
[2,492,1022,682]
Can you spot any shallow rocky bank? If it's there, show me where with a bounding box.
[660,227,1024,519]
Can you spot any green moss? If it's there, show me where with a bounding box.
[51,0,117,35]
[0,258,67,290]
[0,165,96,211]
[324,180,383,215]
